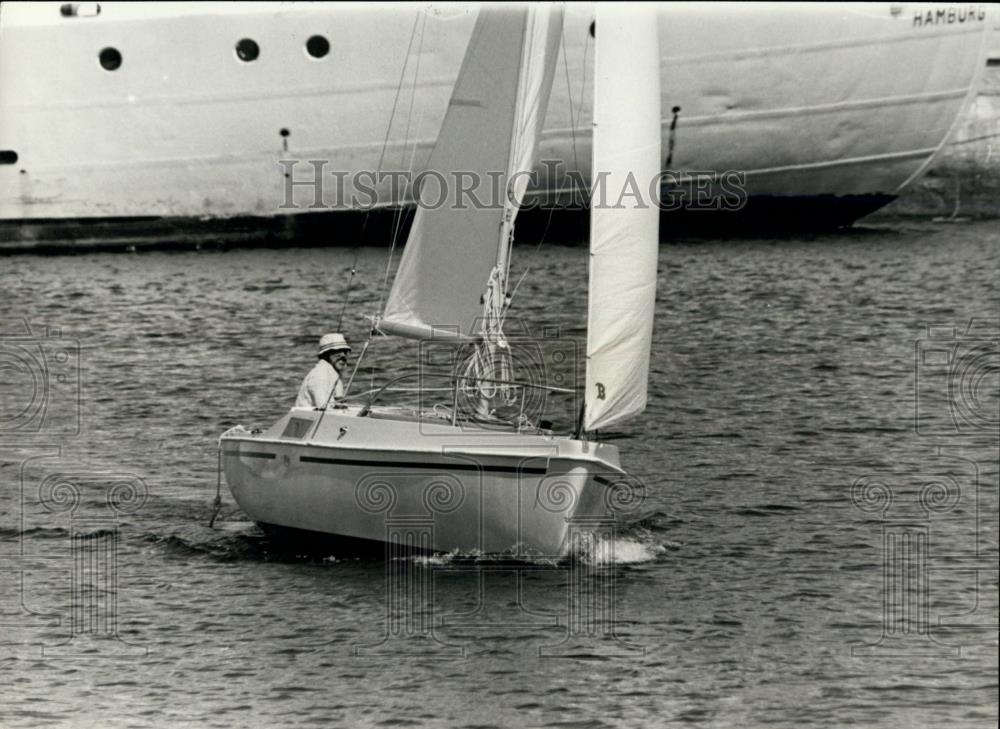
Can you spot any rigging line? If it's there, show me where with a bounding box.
[514,10,566,153]
[498,10,534,285]
[363,11,427,398]
[402,16,429,181]
[505,202,554,310]
[497,6,549,293]
[379,8,428,316]
[343,337,371,395]
[377,11,423,179]
[506,18,578,311]
[512,12,544,145]
[508,9,556,200]
[378,10,427,284]
[561,22,581,176]
[507,20,547,279]
[334,255,360,331]
[389,13,426,250]
[335,10,423,332]
[578,22,590,131]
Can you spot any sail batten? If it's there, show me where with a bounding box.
[380,7,563,342]
[584,7,662,431]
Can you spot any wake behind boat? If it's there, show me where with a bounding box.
[220,5,659,558]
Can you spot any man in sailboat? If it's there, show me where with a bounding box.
[295,333,351,409]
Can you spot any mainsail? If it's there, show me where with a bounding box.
[379,6,563,342]
[583,7,662,431]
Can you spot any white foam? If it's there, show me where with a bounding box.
[212,520,257,533]
[581,536,666,566]
[410,548,477,566]
[400,538,671,567]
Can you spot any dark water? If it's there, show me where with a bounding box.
[1,220,997,728]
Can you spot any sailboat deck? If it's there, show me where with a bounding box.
[222,406,623,469]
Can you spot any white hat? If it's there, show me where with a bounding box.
[318,332,351,356]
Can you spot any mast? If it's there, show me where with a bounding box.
[583,5,662,432]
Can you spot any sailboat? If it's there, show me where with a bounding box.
[219,4,660,558]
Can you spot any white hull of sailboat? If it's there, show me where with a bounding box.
[220,408,626,557]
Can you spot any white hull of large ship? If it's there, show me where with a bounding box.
[0,3,992,231]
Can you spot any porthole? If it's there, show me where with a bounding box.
[306,35,330,59]
[98,47,122,71]
[61,3,101,17]
[235,38,260,62]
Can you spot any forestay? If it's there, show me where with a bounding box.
[379,6,563,342]
[584,6,661,431]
